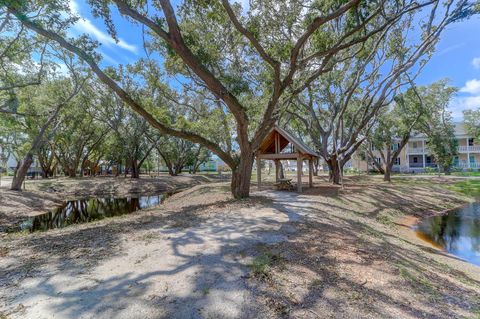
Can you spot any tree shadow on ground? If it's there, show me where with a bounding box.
[1,178,478,319]
[249,189,480,318]
[0,193,292,318]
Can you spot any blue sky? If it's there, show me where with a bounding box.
[70,0,480,120]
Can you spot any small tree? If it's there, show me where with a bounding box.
[366,82,441,182]
[189,146,211,174]
[419,81,458,175]
[464,109,480,141]
[427,122,458,175]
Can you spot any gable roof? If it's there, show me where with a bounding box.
[410,122,470,140]
[258,125,319,157]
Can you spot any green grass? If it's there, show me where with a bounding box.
[398,265,439,300]
[250,251,282,279]
[467,309,480,319]
[451,171,480,177]
[446,180,480,197]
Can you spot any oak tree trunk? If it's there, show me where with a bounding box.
[175,165,183,175]
[231,152,254,199]
[326,157,342,185]
[384,164,393,182]
[131,160,140,178]
[67,168,77,178]
[443,165,451,175]
[313,158,319,176]
[11,154,33,191]
[166,163,176,176]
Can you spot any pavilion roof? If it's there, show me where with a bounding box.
[258,125,319,157]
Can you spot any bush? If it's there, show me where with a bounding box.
[344,167,361,175]
[450,166,462,173]
[424,167,437,174]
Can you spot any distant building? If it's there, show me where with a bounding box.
[347,123,480,173]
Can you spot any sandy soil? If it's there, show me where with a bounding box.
[0,175,479,319]
[0,174,225,231]
[249,176,480,319]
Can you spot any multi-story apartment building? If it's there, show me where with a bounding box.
[347,123,480,173]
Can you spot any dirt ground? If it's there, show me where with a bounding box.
[0,175,479,319]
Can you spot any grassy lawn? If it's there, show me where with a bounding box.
[451,171,480,177]
[446,179,480,197]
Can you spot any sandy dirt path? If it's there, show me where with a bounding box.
[0,186,304,319]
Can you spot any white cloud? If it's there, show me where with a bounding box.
[449,95,480,119]
[436,43,465,57]
[69,0,138,54]
[473,57,480,69]
[460,79,480,95]
[100,51,118,64]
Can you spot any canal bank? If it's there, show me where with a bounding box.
[0,174,226,233]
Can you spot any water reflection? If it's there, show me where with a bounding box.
[415,202,480,266]
[21,195,164,232]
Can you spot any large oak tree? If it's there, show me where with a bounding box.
[4,0,477,196]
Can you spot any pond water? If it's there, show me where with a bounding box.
[20,194,165,232]
[414,202,480,266]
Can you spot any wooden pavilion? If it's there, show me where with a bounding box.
[256,126,319,192]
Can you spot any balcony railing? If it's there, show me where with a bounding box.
[408,163,437,168]
[409,147,426,154]
[455,162,479,169]
[458,145,480,153]
[409,163,424,168]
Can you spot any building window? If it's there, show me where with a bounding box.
[469,154,475,164]
[413,157,418,163]
[394,157,401,165]
[454,156,459,166]
[412,142,418,149]
[469,138,474,146]
[375,157,381,164]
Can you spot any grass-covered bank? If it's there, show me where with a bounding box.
[446,179,480,197]
[247,175,480,318]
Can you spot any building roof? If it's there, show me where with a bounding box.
[258,125,319,157]
[410,122,470,140]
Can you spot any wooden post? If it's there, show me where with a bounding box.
[257,156,261,189]
[309,158,313,188]
[275,132,280,154]
[274,160,280,182]
[297,155,303,192]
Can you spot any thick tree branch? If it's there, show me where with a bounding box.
[7,5,237,169]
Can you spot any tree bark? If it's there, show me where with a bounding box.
[174,164,183,175]
[11,154,33,190]
[166,162,176,176]
[11,102,65,190]
[443,165,451,175]
[67,167,77,178]
[313,158,319,176]
[131,159,140,178]
[231,152,254,199]
[326,156,342,185]
[384,164,393,182]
